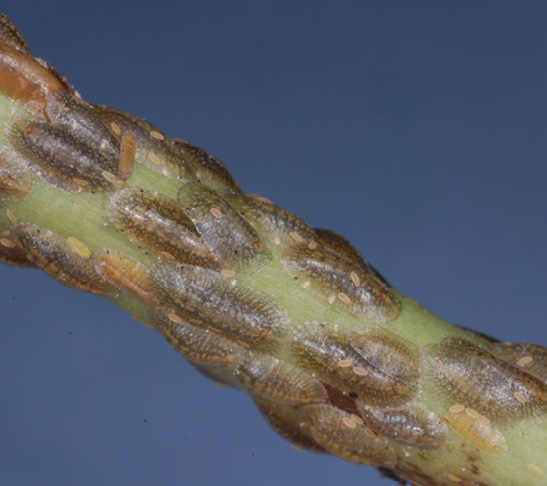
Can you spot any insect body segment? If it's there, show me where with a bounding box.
[227,194,317,247]
[0,146,32,199]
[235,353,326,405]
[300,404,396,467]
[290,322,418,409]
[91,105,196,182]
[178,183,270,271]
[423,338,547,424]
[151,261,290,352]
[108,187,216,267]
[11,223,116,296]
[9,120,123,193]
[282,244,400,323]
[173,139,242,195]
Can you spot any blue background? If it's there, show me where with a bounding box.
[1,2,546,485]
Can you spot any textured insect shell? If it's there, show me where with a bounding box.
[440,410,508,456]
[282,243,401,323]
[178,182,271,271]
[300,403,396,467]
[45,94,120,163]
[226,194,318,247]
[253,397,326,453]
[349,328,421,408]
[0,230,36,268]
[190,361,245,390]
[11,223,116,296]
[357,401,449,450]
[108,187,217,267]
[290,322,416,409]
[152,306,248,368]
[151,261,290,352]
[422,337,547,424]
[9,120,121,193]
[90,104,196,183]
[235,353,326,405]
[489,342,547,385]
[173,139,242,195]
[314,227,390,286]
[0,13,31,54]
[0,146,32,199]
[94,249,159,306]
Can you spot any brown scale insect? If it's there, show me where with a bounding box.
[178,183,270,271]
[0,13,31,54]
[94,249,159,306]
[0,230,36,268]
[151,261,291,352]
[282,243,401,323]
[153,307,247,367]
[45,94,120,162]
[314,227,390,286]
[226,194,318,247]
[290,322,418,409]
[9,120,122,193]
[349,328,421,408]
[108,187,217,267]
[11,223,116,296]
[299,404,396,467]
[0,146,32,199]
[118,130,136,179]
[173,139,242,195]
[253,397,326,453]
[235,353,326,405]
[489,342,547,385]
[91,104,196,182]
[357,401,448,449]
[422,337,547,424]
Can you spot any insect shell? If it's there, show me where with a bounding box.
[108,187,217,267]
[151,261,290,352]
[253,397,326,453]
[8,119,123,193]
[226,194,318,248]
[152,306,247,367]
[235,353,326,406]
[90,104,196,183]
[440,408,507,456]
[0,13,31,54]
[489,342,547,385]
[290,322,419,409]
[422,337,547,424]
[178,182,270,271]
[0,146,32,200]
[357,401,448,450]
[173,139,243,195]
[11,223,115,296]
[282,243,401,323]
[94,249,159,306]
[314,227,390,286]
[299,403,396,467]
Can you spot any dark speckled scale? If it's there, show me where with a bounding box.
[178,183,270,271]
[91,104,196,182]
[11,223,115,296]
[108,187,216,267]
[151,261,290,351]
[9,120,122,192]
[282,243,400,323]
[227,194,317,247]
[290,322,419,409]
[423,337,547,424]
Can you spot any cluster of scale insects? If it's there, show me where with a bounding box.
[1,13,547,484]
